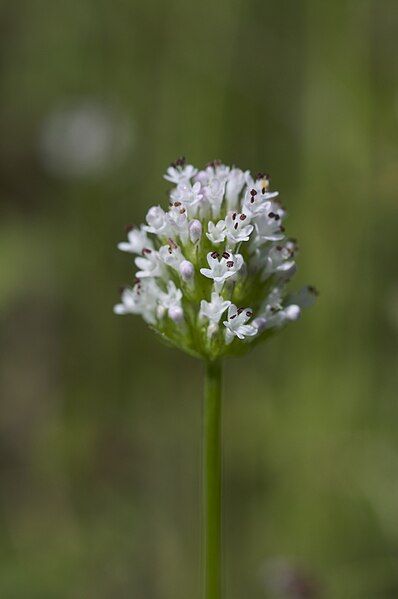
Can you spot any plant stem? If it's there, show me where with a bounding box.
[203,359,222,599]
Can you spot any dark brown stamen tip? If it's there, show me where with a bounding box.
[118,286,126,295]
[250,189,257,196]
[246,311,252,317]
[222,252,230,259]
[124,224,135,233]
[142,247,152,255]
[239,213,247,220]
[226,261,234,268]
[232,212,237,220]
[230,314,237,319]
[308,285,319,295]
[276,245,283,251]
[234,222,238,230]
[174,201,181,207]
[261,187,266,194]
[269,212,276,218]
[237,307,244,314]
[211,251,219,259]
[168,238,177,249]
[171,156,186,168]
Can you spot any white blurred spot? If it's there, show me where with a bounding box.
[38,99,132,179]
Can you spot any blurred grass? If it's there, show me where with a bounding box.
[0,0,398,597]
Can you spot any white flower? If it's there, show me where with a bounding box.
[164,158,198,184]
[288,285,319,309]
[224,211,254,245]
[113,280,158,324]
[197,161,230,186]
[225,168,247,211]
[199,292,231,324]
[135,249,163,278]
[206,220,226,244]
[253,286,302,332]
[252,211,285,244]
[261,240,297,279]
[204,178,226,219]
[167,203,189,243]
[158,242,184,272]
[159,281,184,322]
[200,251,243,292]
[262,304,301,329]
[242,187,281,218]
[117,226,153,255]
[144,206,172,237]
[115,158,316,359]
[223,304,258,343]
[171,181,204,217]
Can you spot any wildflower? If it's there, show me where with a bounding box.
[114,159,316,359]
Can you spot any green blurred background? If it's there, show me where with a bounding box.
[1,0,397,597]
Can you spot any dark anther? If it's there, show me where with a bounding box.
[168,238,177,249]
[234,222,238,230]
[269,212,276,218]
[124,224,135,233]
[226,261,234,268]
[118,286,126,295]
[237,307,244,314]
[211,251,219,259]
[171,156,186,168]
[174,201,181,207]
[274,214,280,221]
[250,197,255,203]
[142,247,152,255]
[222,252,230,259]
[256,172,270,181]
[261,187,266,194]
[308,285,319,295]
[239,214,247,221]
[276,245,283,251]
[232,212,237,220]
[178,157,185,166]
[230,314,237,319]
[180,208,186,214]
[250,189,257,196]
[246,311,253,317]
[206,159,222,168]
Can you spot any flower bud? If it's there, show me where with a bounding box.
[189,219,202,243]
[179,260,194,281]
[253,316,267,333]
[168,306,184,323]
[284,305,300,321]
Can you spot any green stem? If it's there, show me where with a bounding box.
[203,359,222,599]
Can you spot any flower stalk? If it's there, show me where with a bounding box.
[203,359,222,599]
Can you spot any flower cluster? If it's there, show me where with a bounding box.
[114,158,317,359]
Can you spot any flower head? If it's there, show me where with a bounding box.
[115,159,316,359]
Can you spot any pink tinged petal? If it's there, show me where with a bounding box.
[285,305,301,320]
[200,268,214,278]
[169,306,184,322]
